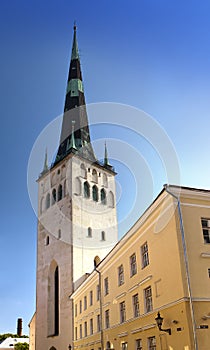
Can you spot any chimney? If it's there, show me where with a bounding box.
[17,318,22,336]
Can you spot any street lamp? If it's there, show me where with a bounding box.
[155,312,171,335]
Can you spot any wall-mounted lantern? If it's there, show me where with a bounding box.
[155,312,171,335]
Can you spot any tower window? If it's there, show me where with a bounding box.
[101,189,106,204]
[88,227,92,237]
[46,236,50,246]
[54,266,59,335]
[46,193,50,209]
[101,231,106,241]
[58,184,63,201]
[92,169,98,183]
[92,185,98,202]
[52,189,56,205]
[84,181,90,198]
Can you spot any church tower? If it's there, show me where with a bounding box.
[35,26,118,350]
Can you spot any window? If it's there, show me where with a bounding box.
[118,264,124,286]
[101,189,106,204]
[92,185,99,201]
[79,324,82,339]
[75,304,77,317]
[58,184,62,201]
[90,318,93,335]
[46,193,50,209]
[130,253,137,276]
[84,181,90,198]
[144,286,153,313]
[84,321,87,337]
[136,339,142,350]
[106,341,111,349]
[141,242,149,268]
[133,293,140,317]
[88,227,92,237]
[92,169,98,183]
[148,336,156,350]
[90,290,93,306]
[96,284,100,301]
[208,268,210,278]
[105,309,110,328]
[75,327,78,340]
[104,277,109,295]
[54,266,59,335]
[58,229,61,239]
[97,314,101,332]
[201,218,210,243]
[46,235,50,246]
[84,296,87,310]
[122,342,128,350]
[79,300,82,313]
[52,188,56,204]
[101,231,106,241]
[120,301,126,323]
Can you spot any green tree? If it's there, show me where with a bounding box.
[14,342,29,350]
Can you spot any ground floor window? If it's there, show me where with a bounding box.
[148,336,156,350]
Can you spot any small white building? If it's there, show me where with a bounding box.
[0,337,29,349]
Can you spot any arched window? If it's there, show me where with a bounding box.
[46,236,50,245]
[101,189,106,204]
[101,231,106,241]
[80,163,87,178]
[92,185,98,202]
[88,227,92,237]
[48,261,59,336]
[52,189,56,205]
[46,193,50,209]
[103,173,108,187]
[106,341,111,349]
[84,181,90,198]
[40,197,44,214]
[58,184,62,201]
[49,347,57,350]
[75,177,81,195]
[94,256,101,268]
[92,169,98,183]
[108,191,115,208]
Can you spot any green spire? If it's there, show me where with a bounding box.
[71,23,79,60]
[104,142,110,166]
[42,148,48,173]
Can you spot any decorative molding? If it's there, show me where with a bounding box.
[118,331,128,338]
[138,275,152,286]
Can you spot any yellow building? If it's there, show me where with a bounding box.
[71,185,210,350]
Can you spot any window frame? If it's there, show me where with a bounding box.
[130,253,137,277]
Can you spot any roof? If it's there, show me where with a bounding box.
[0,337,29,349]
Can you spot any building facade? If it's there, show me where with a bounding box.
[72,185,210,350]
[34,26,118,350]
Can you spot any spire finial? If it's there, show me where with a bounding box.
[42,148,48,173]
[73,21,77,32]
[104,142,110,166]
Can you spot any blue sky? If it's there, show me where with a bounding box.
[1,0,210,335]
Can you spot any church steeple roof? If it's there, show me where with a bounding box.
[55,25,96,164]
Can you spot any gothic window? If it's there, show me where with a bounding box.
[46,193,50,209]
[107,191,114,208]
[103,173,108,187]
[101,231,106,241]
[40,197,44,214]
[52,189,56,205]
[101,189,106,204]
[58,184,63,201]
[92,185,98,202]
[84,181,90,198]
[46,236,50,246]
[88,227,92,237]
[80,163,87,178]
[75,177,81,195]
[48,261,59,336]
[92,169,98,183]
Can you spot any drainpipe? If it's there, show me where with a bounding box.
[164,185,198,350]
[95,267,104,350]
